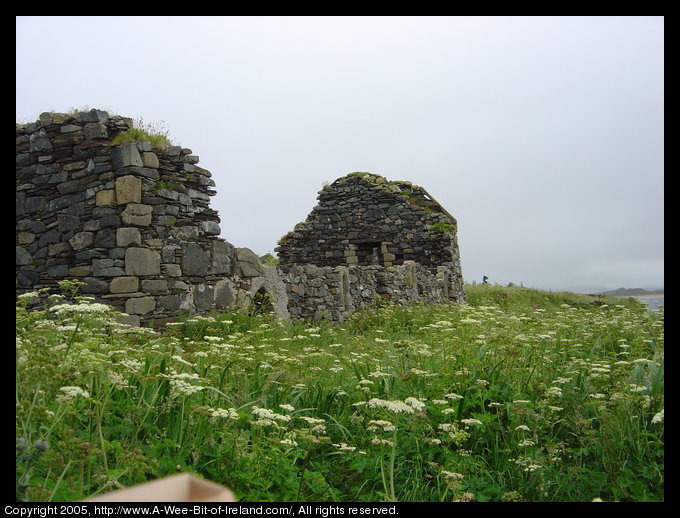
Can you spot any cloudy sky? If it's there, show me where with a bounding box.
[16,16,664,293]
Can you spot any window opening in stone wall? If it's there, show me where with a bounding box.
[355,241,382,266]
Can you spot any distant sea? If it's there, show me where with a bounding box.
[632,296,664,311]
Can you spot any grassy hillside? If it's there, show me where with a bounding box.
[16,283,664,502]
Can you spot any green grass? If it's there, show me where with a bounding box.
[15,284,664,502]
[109,128,171,150]
[108,116,172,150]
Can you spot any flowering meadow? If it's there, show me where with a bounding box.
[16,283,664,502]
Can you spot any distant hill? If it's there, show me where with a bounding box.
[597,288,664,297]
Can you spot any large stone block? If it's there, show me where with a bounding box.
[141,152,159,168]
[193,284,214,312]
[121,204,153,226]
[110,276,139,293]
[125,247,161,275]
[125,296,156,315]
[210,240,233,275]
[117,227,142,247]
[111,143,143,170]
[69,231,94,250]
[233,247,264,278]
[29,129,53,153]
[214,279,235,308]
[141,279,168,294]
[116,175,142,204]
[181,243,209,276]
[94,228,116,248]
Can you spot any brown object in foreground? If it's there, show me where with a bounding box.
[84,473,237,502]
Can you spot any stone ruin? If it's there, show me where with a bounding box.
[275,172,466,320]
[16,109,465,325]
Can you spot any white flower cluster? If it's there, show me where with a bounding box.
[50,303,112,315]
[367,419,396,432]
[251,406,292,426]
[365,398,413,413]
[58,386,90,400]
[209,407,239,420]
[441,470,464,481]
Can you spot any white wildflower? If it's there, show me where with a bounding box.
[651,409,664,424]
[50,302,112,315]
[545,387,563,397]
[119,359,143,373]
[404,397,426,412]
[461,418,483,426]
[169,379,205,397]
[367,420,396,432]
[441,471,464,481]
[209,407,239,420]
[366,398,414,414]
[252,406,291,422]
[515,425,531,432]
[58,386,90,399]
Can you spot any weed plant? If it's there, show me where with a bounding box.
[16,283,663,502]
[109,117,172,149]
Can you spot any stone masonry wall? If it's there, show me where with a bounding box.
[276,172,466,318]
[276,173,463,270]
[16,110,465,325]
[15,109,265,326]
[283,262,460,322]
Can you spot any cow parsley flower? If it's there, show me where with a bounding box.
[367,420,396,432]
[209,407,239,420]
[441,471,464,481]
[460,418,483,426]
[366,398,414,414]
[651,409,664,424]
[404,397,426,412]
[58,386,90,399]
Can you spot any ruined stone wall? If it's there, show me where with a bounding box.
[276,173,462,270]
[15,109,261,325]
[16,111,464,325]
[283,261,460,322]
[275,172,467,317]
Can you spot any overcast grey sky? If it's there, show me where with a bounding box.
[16,16,664,293]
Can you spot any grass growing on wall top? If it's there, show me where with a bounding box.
[109,117,173,149]
[16,283,663,502]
